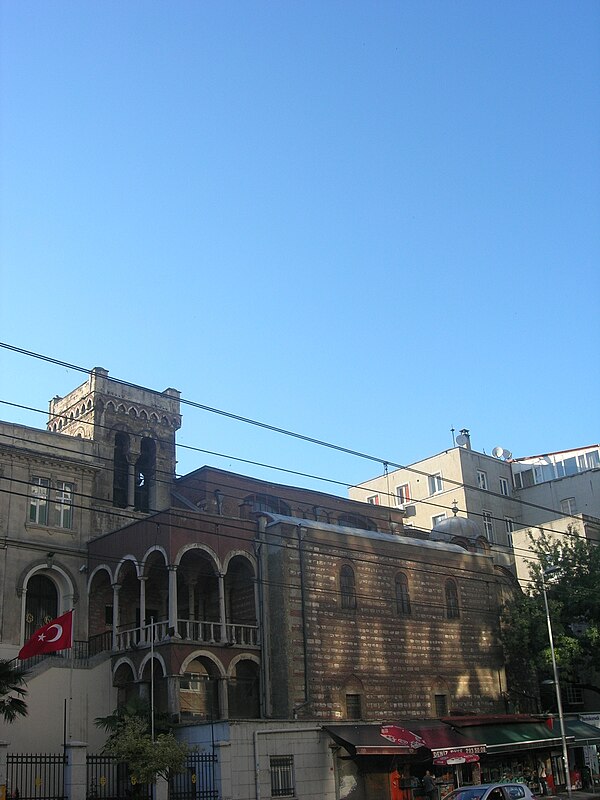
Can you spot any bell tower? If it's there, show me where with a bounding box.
[48,367,181,515]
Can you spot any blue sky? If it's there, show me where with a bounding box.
[1,1,598,493]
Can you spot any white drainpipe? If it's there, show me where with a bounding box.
[253,726,322,800]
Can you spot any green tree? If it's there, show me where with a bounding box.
[0,659,28,723]
[102,716,188,785]
[501,527,600,709]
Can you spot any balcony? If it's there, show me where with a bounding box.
[114,618,259,652]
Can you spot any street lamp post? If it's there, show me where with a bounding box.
[541,566,572,800]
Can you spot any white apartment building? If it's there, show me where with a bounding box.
[350,433,600,579]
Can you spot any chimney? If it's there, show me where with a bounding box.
[459,429,471,450]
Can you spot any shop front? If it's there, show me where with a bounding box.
[445,715,573,794]
[324,722,486,800]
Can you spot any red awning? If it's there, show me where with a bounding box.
[434,752,481,766]
[409,724,486,758]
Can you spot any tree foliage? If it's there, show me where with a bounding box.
[96,698,187,785]
[102,716,188,784]
[0,660,28,723]
[501,527,600,709]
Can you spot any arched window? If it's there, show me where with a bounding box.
[445,579,460,619]
[113,432,129,508]
[340,564,357,610]
[395,573,411,615]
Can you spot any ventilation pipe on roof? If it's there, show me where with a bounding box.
[458,429,472,450]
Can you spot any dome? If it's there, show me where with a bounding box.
[430,505,487,550]
[430,515,482,541]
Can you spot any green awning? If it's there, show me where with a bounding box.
[456,722,570,754]
[563,719,600,745]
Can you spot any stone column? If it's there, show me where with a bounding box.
[139,576,147,644]
[111,583,121,650]
[219,675,229,720]
[218,573,227,643]
[64,742,87,800]
[127,459,136,510]
[168,565,179,635]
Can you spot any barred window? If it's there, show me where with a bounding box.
[346,693,362,720]
[340,564,357,609]
[270,755,295,798]
[445,579,460,619]
[395,573,411,615]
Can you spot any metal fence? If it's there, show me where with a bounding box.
[169,752,218,800]
[86,756,152,800]
[6,753,66,800]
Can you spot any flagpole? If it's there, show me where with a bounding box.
[68,608,75,741]
[150,616,155,743]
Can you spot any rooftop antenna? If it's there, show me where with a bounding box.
[451,427,456,446]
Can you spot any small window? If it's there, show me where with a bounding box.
[476,470,488,490]
[431,513,446,528]
[499,477,510,496]
[340,564,357,610]
[345,693,362,719]
[445,579,460,619]
[428,473,443,495]
[482,511,494,542]
[270,755,295,798]
[434,693,448,717]
[396,483,410,506]
[564,684,584,704]
[504,517,514,534]
[560,497,577,515]
[55,481,74,529]
[367,494,379,505]
[395,573,411,615]
[29,477,50,525]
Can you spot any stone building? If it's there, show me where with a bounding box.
[0,370,521,799]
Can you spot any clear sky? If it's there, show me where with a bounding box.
[1,1,598,494]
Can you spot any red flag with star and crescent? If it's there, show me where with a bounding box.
[18,610,73,660]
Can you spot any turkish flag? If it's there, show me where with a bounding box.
[19,610,73,660]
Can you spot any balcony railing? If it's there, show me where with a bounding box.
[114,618,259,652]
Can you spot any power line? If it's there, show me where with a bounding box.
[0,341,594,527]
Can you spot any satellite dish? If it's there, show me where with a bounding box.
[456,434,468,446]
[492,446,513,460]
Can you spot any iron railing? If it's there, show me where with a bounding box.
[7,752,66,800]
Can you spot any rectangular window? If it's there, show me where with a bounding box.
[396,483,410,506]
[560,497,577,515]
[587,451,600,469]
[564,685,584,705]
[345,693,362,720]
[504,517,514,534]
[367,494,379,505]
[434,694,448,717]
[477,470,488,490]
[270,756,295,798]
[578,454,587,471]
[55,481,74,528]
[499,477,509,496]
[482,511,494,542]
[29,477,50,525]
[428,473,443,495]
[431,513,446,528]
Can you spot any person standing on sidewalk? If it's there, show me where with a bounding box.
[423,770,437,800]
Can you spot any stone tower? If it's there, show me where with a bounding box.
[47,367,181,516]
